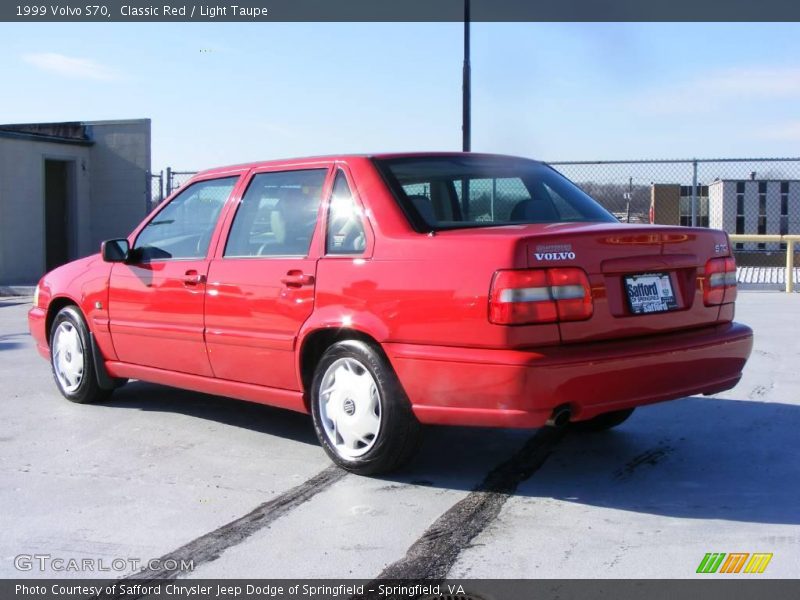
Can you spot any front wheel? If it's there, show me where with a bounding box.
[49,306,111,404]
[570,408,635,432]
[310,340,422,475]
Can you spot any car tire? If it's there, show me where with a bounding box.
[49,306,112,405]
[310,340,422,475]
[570,408,635,432]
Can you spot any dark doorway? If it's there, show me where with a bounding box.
[44,159,73,271]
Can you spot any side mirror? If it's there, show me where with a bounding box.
[101,239,130,263]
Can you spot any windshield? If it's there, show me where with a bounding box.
[373,155,617,231]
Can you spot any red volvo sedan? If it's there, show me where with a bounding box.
[29,153,753,474]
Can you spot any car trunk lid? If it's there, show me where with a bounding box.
[520,223,732,344]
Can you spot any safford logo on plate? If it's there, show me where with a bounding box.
[533,243,576,261]
[625,272,678,314]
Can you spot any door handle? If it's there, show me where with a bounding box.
[183,270,206,285]
[280,271,315,288]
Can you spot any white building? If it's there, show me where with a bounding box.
[708,179,799,251]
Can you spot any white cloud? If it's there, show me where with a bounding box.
[21,52,120,81]
[630,66,800,115]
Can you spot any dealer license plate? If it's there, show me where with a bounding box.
[624,272,678,314]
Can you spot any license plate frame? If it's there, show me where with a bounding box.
[624,272,679,315]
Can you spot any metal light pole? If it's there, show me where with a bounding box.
[462,0,471,152]
[691,159,698,227]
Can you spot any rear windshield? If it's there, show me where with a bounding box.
[373,155,617,232]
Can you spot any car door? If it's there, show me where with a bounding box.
[107,175,240,376]
[204,165,332,390]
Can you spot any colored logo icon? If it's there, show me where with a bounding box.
[696,553,773,574]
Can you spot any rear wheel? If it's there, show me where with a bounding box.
[570,408,635,432]
[310,340,422,475]
[49,306,111,404]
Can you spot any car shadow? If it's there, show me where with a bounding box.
[0,300,29,308]
[103,382,799,525]
[521,395,800,526]
[105,381,319,446]
[402,395,800,526]
[0,333,27,352]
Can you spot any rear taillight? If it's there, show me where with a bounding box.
[489,268,593,325]
[703,257,737,306]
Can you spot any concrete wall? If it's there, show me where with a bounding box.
[0,139,91,285]
[86,119,151,249]
[650,184,680,225]
[708,180,734,232]
[0,118,150,285]
[791,182,800,234]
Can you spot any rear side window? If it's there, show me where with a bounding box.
[326,171,366,255]
[451,177,533,222]
[134,176,237,261]
[224,169,327,257]
[375,156,617,232]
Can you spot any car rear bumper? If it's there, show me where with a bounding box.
[385,321,753,428]
[28,306,49,359]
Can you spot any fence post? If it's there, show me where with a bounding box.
[625,176,632,223]
[145,171,151,213]
[787,239,795,294]
[166,166,173,197]
[691,159,698,227]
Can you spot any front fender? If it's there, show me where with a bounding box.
[38,255,116,361]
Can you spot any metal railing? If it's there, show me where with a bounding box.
[729,235,799,293]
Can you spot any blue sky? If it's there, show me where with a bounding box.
[1,22,799,172]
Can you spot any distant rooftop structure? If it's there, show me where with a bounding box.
[0,121,94,145]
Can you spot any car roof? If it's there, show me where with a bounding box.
[195,152,544,177]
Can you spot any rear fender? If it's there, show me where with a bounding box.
[295,306,391,387]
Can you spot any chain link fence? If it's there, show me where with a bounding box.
[147,170,163,212]
[147,168,199,209]
[146,158,800,286]
[550,158,800,274]
[167,168,198,196]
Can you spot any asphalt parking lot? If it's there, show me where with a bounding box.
[1,292,798,580]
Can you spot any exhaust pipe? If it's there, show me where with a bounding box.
[546,405,571,428]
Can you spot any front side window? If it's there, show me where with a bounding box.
[374,155,617,231]
[224,169,327,257]
[134,176,237,261]
[326,171,367,255]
